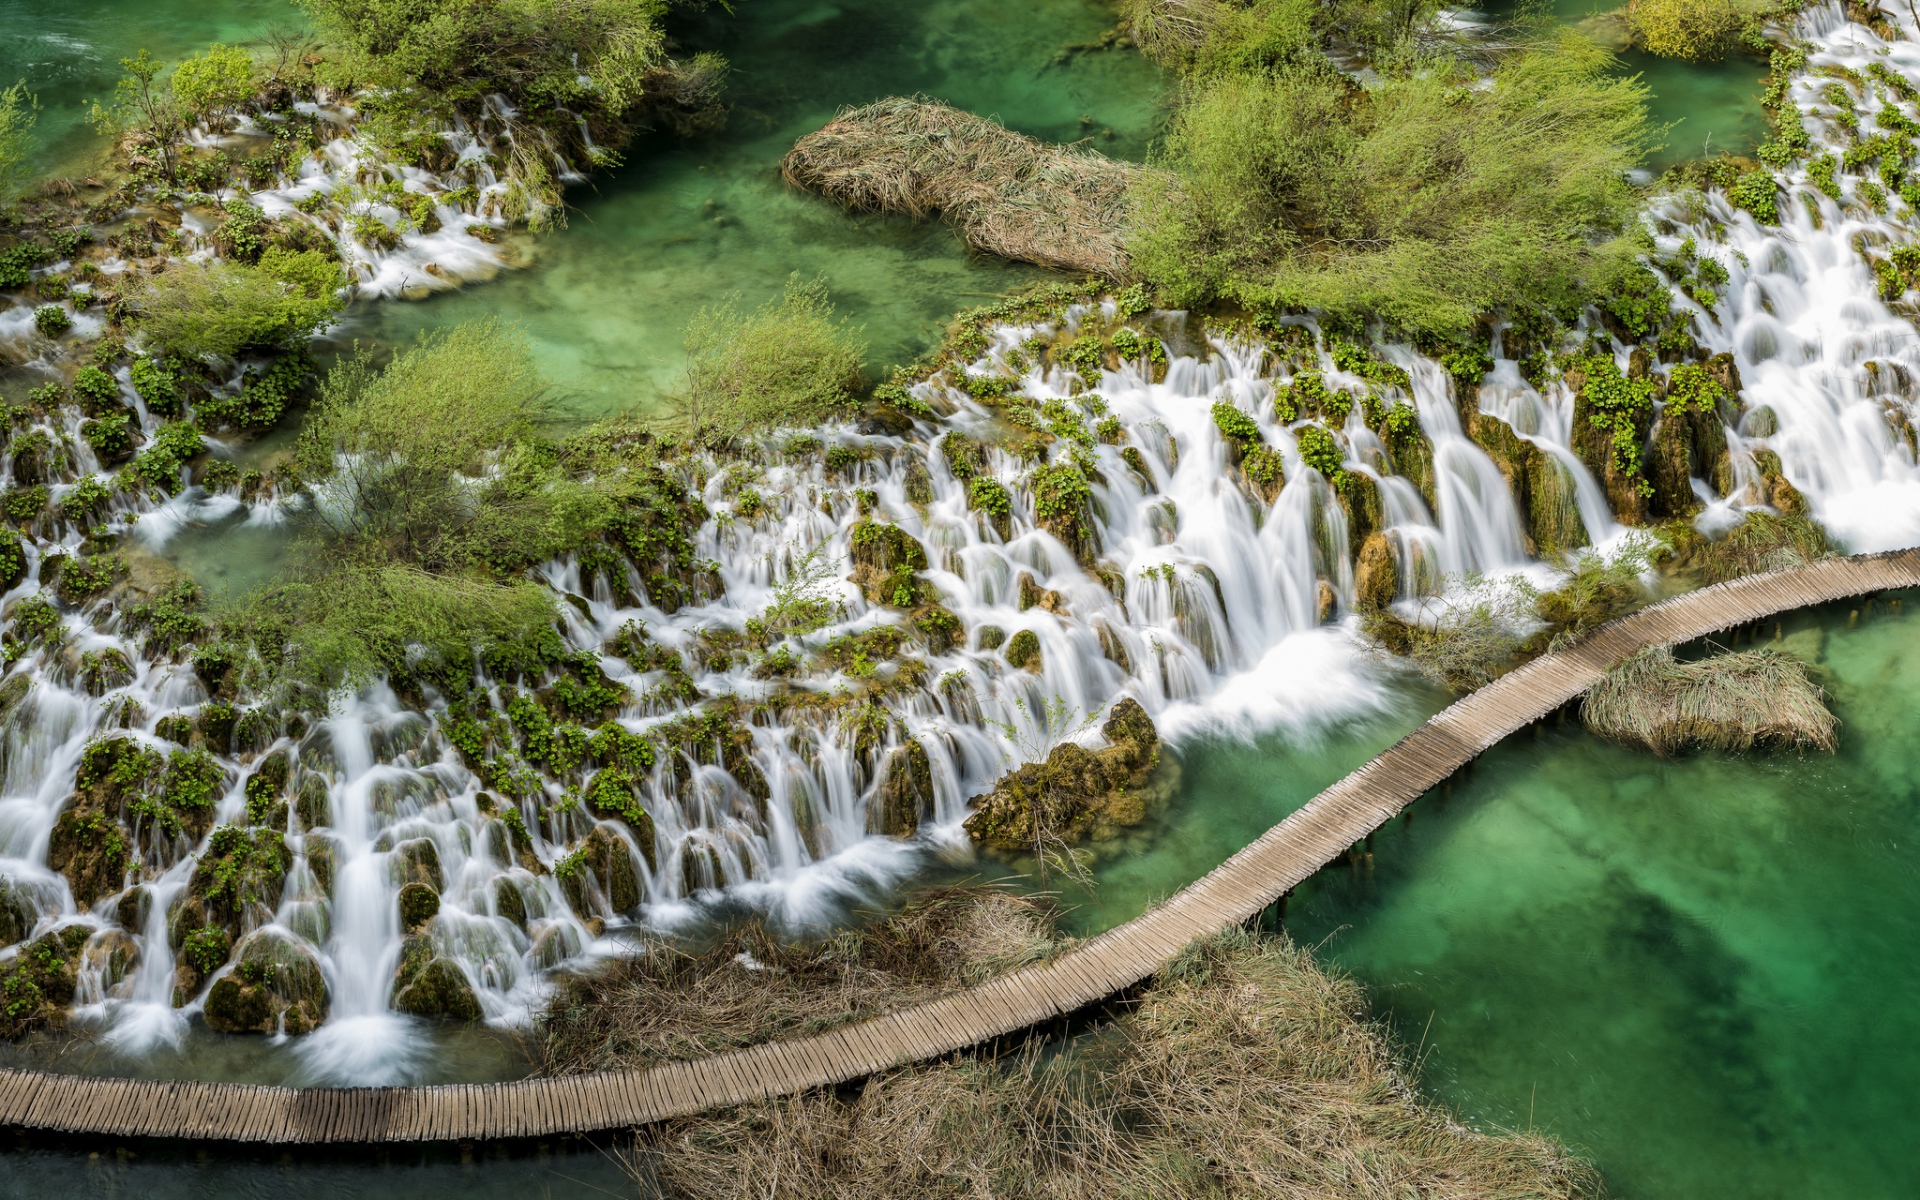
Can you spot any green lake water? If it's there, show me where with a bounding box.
[1272,599,1920,1199]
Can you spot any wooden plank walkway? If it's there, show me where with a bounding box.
[5,549,1916,1143]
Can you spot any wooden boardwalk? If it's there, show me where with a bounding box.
[5,549,1918,1143]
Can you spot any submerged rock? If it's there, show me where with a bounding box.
[963,699,1163,851]
[201,930,329,1035]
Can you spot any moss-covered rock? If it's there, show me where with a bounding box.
[872,739,933,838]
[0,929,85,1039]
[0,877,39,947]
[185,824,293,940]
[398,881,440,931]
[1468,412,1589,556]
[392,837,444,892]
[963,699,1161,851]
[492,876,528,932]
[202,930,328,1034]
[849,520,930,607]
[583,769,658,871]
[390,933,482,1021]
[304,832,339,896]
[1353,532,1398,613]
[558,824,641,917]
[1004,629,1042,672]
[244,750,290,826]
[1015,571,1066,614]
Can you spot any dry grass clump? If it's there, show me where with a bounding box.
[781,97,1140,277]
[625,929,1601,1200]
[538,885,1063,1075]
[1662,512,1833,585]
[1583,644,1837,755]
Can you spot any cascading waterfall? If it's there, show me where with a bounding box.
[4,0,1920,1083]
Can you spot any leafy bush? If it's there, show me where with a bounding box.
[172,44,255,118]
[1129,34,1652,336]
[130,357,181,416]
[133,259,342,359]
[681,275,867,437]
[72,366,120,411]
[1729,170,1780,224]
[32,305,68,336]
[1629,0,1743,60]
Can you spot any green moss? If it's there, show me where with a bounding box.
[1004,629,1042,671]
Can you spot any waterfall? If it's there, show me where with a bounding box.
[5,1,1920,1082]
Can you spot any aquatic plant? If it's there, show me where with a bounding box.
[783,97,1139,277]
[1584,644,1837,755]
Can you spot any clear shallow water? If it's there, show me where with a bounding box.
[1272,597,1920,1199]
[353,0,1168,415]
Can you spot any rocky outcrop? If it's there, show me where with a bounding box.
[1354,532,1399,612]
[202,929,329,1034]
[391,933,482,1021]
[963,699,1164,851]
[0,928,86,1039]
[560,824,641,918]
[1469,412,1590,555]
[849,520,929,607]
[873,739,934,838]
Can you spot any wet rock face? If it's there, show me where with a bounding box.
[873,739,934,838]
[0,928,86,1038]
[1354,532,1398,613]
[201,930,329,1035]
[390,933,482,1021]
[963,698,1163,852]
[559,824,641,919]
[398,881,440,932]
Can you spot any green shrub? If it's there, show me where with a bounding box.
[172,43,255,118]
[32,305,68,336]
[128,422,205,493]
[1130,34,1652,337]
[1294,423,1344,479]
[1629,0,1742,61]
[72,366,120,411]
[1729,171,1779,224]
[130,358,181,416]
[133,259,341,358]
[0,81,37,208]
[680,275,866,437]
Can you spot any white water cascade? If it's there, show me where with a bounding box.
[3,1,1920,1083]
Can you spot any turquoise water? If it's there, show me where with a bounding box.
[357,0,1167,414]
[1273,600,1920,1198]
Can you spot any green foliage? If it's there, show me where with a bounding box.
[81,411,134,460]
[1030,463,1091,522]
[2,485,44,524]
[128,422,205,494]
[1629,0,1742,61]
[183,927,233,975]
[0,80,38,207]
[1664,363,1725,415]
[1579,357,1657,478]
[89,50,188,184]
[0,242,47,290]
[125,580,207,655]
[681,275,867,437]
[32,305,68,337]
[1729,170,1780,225]
[130,358,181,416]
[1294,423,1344,479]
[61,476,110,520]
[198,349,310,432]
[299,0,690,115]
[73,366,120,410]
[9,594,61,644]
[1210,400,1263,445]
[969,475,1013,518]
[218,198,269,263]
[1131,34,1653,337]
[1598,261,1671,337]
[171,44,255,118]
[134,258,342,359]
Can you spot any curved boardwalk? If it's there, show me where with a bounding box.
[6,550,1919,1142]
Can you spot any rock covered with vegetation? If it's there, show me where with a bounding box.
[202,928,329,1034]
[962,699,1165,853]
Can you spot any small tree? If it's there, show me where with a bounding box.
[0,80,39,209]
[172,44,256,126]
[680,274,867,438]
[89,50,186,184]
